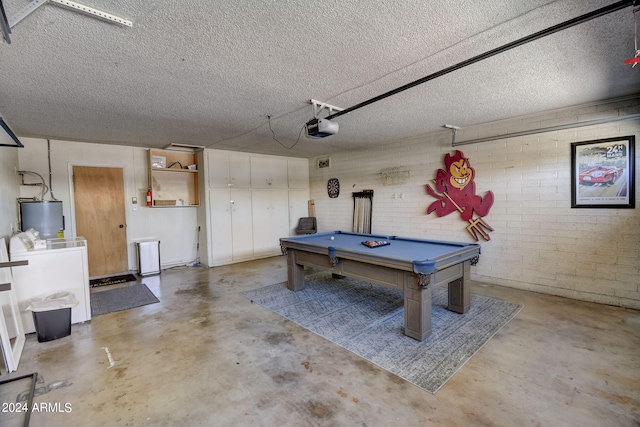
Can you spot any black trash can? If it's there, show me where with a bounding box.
[32,308,72,342]
[27,292,78,342]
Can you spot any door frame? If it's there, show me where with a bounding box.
[67,162,132,272]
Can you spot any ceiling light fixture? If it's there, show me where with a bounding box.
[163,143,204,152]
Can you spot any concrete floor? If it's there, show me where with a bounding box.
[1,256,639,426]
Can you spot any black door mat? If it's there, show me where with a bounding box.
[90,273,137,288]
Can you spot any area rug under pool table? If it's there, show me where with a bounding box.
[243,273,522,393]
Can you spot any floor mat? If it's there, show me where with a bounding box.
[90,274,137,288]
[91,284,159,316]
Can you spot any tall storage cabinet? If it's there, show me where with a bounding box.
[202,150,309,266]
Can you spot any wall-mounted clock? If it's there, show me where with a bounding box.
[327,178,340,198]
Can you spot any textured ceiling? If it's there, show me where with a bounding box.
[0,0,638,158]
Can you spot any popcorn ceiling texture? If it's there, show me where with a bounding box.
[0,0,637,158]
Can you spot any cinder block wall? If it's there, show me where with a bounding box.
[309,96,640,309]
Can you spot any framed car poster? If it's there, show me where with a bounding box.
[571,136,635,208]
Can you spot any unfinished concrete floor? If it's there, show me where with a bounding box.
[1,256,639,426]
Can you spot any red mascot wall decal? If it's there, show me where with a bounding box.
[425,150,494,241]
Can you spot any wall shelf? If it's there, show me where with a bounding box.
[148,149,199,207]
[153,168,198,174]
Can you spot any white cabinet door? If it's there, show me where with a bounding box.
[208,152,231,188]
[208,152,251,189]
[229,154,251,188]
[209,189,233,265]
[209,189,253,264]
[288,159,310,189]
[252,190,289,257]
[288,189,310,236]
[251,156,288,189]
[231,189,254,261]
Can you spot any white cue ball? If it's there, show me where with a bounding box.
[330,236,334,240]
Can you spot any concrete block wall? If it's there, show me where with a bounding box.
[309,96,640,309]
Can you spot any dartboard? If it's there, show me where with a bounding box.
[327,178,340,198]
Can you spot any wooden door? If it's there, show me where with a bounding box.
[73,166,128,277]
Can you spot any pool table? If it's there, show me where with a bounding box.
[279,231,481,341]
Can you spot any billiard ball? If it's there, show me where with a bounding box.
[330,236,335,240]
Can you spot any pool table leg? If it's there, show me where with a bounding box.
[447,260,471,313]
[403,272,432,341]
[286,250,305,291]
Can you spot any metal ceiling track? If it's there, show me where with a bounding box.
[450,113,640,146]
[8,0,132,31]
[324,0,639,122]
[0,0,11,43]
[310,99,344,118]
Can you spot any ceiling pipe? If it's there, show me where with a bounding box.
[451,113,640,146]
[325,0,638,122]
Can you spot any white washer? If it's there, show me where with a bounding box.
[10,233,90,334]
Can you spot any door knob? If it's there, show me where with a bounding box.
[119,224,125,228]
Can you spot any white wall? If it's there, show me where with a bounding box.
[17,138,197,270]
[0,147,20,241]
[310,97,640,309]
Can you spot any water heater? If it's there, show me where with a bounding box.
[19,201,64,240]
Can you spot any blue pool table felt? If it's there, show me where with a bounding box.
[283,231,478,275]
